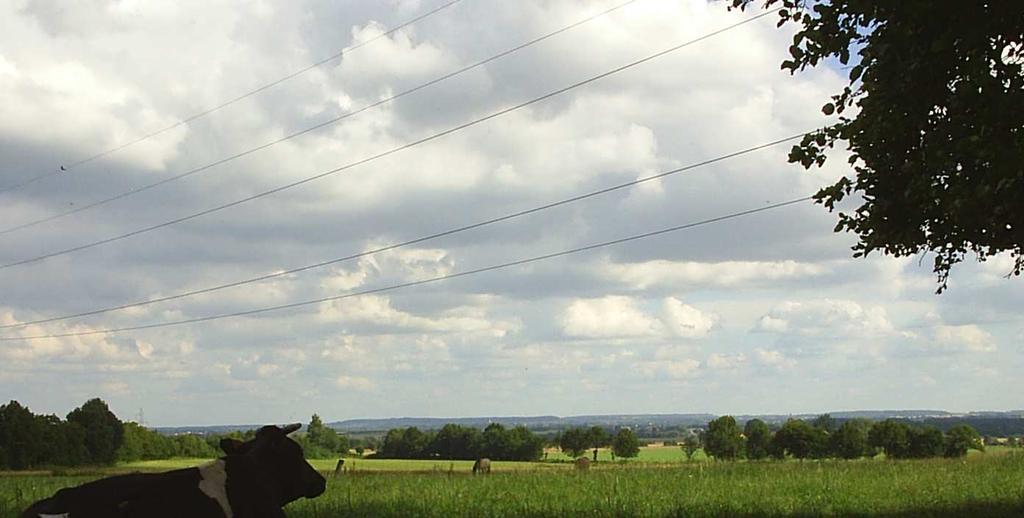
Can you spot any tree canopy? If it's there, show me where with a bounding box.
[732,0,1024,291]
[66,398,124,465]
[830,419,872,459]
[744,419,772,460]
[558,427,591,459]
[704,416,744,460]
[945,424,984,458]
[611,428,641,459]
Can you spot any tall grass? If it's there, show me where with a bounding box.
[4,453,1022,517]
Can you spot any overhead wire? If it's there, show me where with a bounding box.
[0,196,812,341]
[0,0,637,237]
[0,0,464,195]
[0,133,804,330]
[0,7,781,270]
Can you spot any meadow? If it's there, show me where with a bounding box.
[2,448,1022,517]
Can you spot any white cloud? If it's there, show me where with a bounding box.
[598,259,827,289]
[561,296,716,339]
[633,358,701,379]
[561,296,661,338]
[934,325,997,353]
[319,294,516,337]
[661,297,716,338]
[707,352,747,370]
[753,348,796,370]
[752,299,894,337]
[335,375,375,392]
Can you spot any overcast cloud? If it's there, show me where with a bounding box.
[1,0,1020,426]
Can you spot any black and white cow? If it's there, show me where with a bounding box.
[21,423,326,518]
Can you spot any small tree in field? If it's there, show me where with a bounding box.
[587,426,610,461]
[559,427,590,459]
[682,432,702,461]
[811,414,836,434]
[744,419,771,460]
[772,419,826,460]
[869,419,912,459]
[611,428,640,459]
[907,426,945,459]
[945,425,983,458]
[830,419,872,459]
[704,416,743,460]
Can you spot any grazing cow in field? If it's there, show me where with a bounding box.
[574,457,590,471]
[21,424,326,518]
[471,458,491,475]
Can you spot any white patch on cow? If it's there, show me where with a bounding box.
[198,459,233,518]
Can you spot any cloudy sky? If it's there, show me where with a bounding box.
[0,0,1020,426]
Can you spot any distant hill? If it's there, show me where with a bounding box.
[156,424,262,435]
[153,410,1024,435]
[326,414,717,432]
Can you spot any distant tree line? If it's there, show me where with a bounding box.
[701,415,986,461]
[115,413,357,462]
[375,423,545,461]
[555,426,641,460]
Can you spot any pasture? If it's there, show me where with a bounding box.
[3,450,1022,517]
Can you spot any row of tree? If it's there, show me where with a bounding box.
[376,423,545,461]
[0,399,357,469]
[703,415,985,461]
[556,426,640,460]
[0,399,125,469]
[115,413,352,462]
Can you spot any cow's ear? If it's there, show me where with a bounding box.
[220,438,246,454]
[281,423,301,435]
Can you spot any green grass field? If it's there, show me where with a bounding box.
[544,445,709,463]
[3,450,1022,517]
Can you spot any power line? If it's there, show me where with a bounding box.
[0,196,812,341]
[0,8,780,270]
[0,0,637,238]
[0,0,464,196]
[0,133,804,330]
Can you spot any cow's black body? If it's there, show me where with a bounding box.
[21,424,325,518]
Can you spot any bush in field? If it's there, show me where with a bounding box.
[682,432,702,461]
[743,419,771,460]
[830,419,872,459]
[907,426,946,459]
[869,419,912,459]
[171,433,218,458]
[771,419,828,459]
[612,428,640,459]
[945,425,984,457]
[117,422,177,462]
[704,416,744,460]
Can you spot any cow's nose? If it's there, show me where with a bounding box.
[308,476,327,497]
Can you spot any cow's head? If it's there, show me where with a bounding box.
[220,424,326,505]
